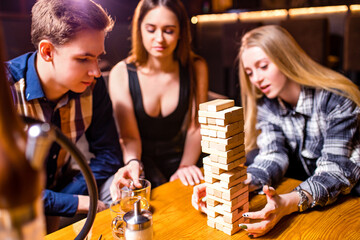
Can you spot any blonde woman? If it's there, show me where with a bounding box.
[192,25,360,238]
[109,0,208,198]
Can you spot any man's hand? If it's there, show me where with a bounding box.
[110,161,142,201]
[77,195,107,214]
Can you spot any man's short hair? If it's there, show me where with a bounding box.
[31,0,114,49]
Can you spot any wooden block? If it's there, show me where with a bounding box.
[214,189,222,198]
[207,189,248,210]
[217,146,245,161]
[207,118,217,125]
[198,106,243,120]
[203,156,243,171]
[222,184,248,201]
[210,144,244,158]
[222,194,248,213]
[217,124,244,139]
[207,182,247,201]
[206,205,241,223]
[199,99,218,111]
[207,209,219,218]
[207,217,216,228]
[219,174,247,189]
[207,198,219,207]
[201,140,210,148]
[202,132,245,146]
[212,139,243,152]
[200,129,216,138]
[220,166,247,183]
[208,99,234,112]
[204,163,226,175]
[204,170,221,181]
[204,175,219,184]
[217,153,246,165]
[198,116,207,124]
[201,120,243,133]
[216,114,243,126]
[200,128,209,136]
[199,99,234,112]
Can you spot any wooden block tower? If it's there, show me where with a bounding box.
[199,99,249,235]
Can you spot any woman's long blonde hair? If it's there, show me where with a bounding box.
[239,25,360,152]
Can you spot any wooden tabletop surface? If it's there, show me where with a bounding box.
[45,178,360,240]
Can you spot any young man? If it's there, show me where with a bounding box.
[5,0,136,231]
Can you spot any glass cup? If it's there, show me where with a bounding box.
[119,178,151,204]
[110,179,151,239]
[110,200,124,240]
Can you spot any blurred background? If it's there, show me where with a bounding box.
[1,0,359,105]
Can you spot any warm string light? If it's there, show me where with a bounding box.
[239,9,287,21]
[289,5,348,16]
[192,5,352,24]
[350,4,360,12]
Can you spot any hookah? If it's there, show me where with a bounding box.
[24,117,98,240]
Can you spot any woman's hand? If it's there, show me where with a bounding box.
[110,161,143,201]
[170,165,204,186]
[191,183,207,214]
[239,185,299,238]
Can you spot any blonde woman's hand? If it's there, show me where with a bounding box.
[170,165,204,186]
[191,183,207,214]
[239,185,299,238]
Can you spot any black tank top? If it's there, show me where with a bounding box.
[127,63,190,142]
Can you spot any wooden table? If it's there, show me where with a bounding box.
[45,178,360,239]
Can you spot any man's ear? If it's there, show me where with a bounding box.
[38,40,55,62]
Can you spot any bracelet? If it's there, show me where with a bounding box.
[126,158,144,171]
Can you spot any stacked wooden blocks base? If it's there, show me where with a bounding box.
[199,99,249,236]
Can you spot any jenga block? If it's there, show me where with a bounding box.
[222,184,248,201]
[198,116,207,124]
[203,156,243,171]
[208,182,247,201]
[199,99,234,112]
[202,132,244,146]
[207,117,217,125]
[204,175,219,184]
[207,217,216,228]
[203,170,221,181]
[200,128,217,138]
[207,209,219,218]
[217,125,244,139]
[222,195,248,213]
[207,190,248,208]
[212,144,244,158]
[207,205,242,223]
[207,198,219,207]
[208,99,234,112]
[201,140,210,148]
[220,166,247,183]
[211,139,243,152]
[216,114,243,126]
[198,106,243,120]
[220,174,247,189]
[199,99,218,111]
[215,149,246,164]
[203,162,226,174]
[201,120,242,132]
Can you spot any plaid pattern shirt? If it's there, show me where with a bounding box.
[6,52,123,216]
[247,86,360,208]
